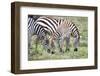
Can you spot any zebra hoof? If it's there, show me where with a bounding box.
[47,49,51,53]
[74,48,78,51]
[60,48,63,52]
[65,48,70,52]
[60,48,64,53]
[40,53,42,55]
[51,51,55,54]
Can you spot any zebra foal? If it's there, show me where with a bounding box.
[49,19,80,52]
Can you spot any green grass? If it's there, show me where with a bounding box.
[29,47,88,61]
[28,16,88,61]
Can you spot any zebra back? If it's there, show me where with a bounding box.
[50,19,80,40]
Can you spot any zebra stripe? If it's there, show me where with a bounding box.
[36,16,60,34]
[50,19,80,52]
[70,23,80,39]
[34,16,80,40]
[28,16,47,45]
[28,16,80,52]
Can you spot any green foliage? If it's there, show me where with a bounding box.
[28,16,88,61]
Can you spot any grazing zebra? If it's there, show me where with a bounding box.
[28,16,50,52]
[35,16,63,53]
[49,19,80,52]
[28,16,80,54]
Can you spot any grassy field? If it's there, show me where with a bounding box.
[28,16,88,61]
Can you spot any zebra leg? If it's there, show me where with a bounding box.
[73,37,79,51]
[65,36,70,52]
[28,34,34,55]
[48,37,56,54]
[42,37,53,54]
[28,34,32,49]
[50,40,55,54]
[58,38,64,53]
[35,37,38,53]
[45,41,51,53]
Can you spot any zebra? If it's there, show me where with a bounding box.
[34,16,64,53]
[28,16,50,53]
[49,19,80,52]
[28,16,80,54]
